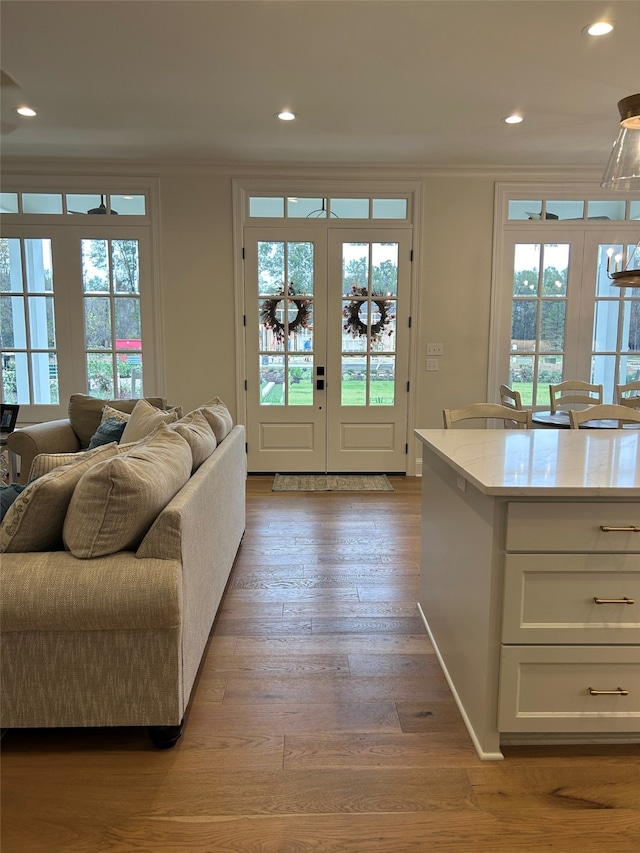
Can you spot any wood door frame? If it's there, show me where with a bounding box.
[232,177,423,475]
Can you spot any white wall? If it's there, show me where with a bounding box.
[3,161,603,454]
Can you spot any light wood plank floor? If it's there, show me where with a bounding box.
[2,475,639,852]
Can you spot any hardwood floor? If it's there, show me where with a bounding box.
[2,475,639,852]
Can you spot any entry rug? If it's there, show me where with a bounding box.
[272,474,393,492]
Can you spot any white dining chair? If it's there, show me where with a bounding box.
[615,380,640,409]
[443,403,532,429]
[568,404,640,429]
[499,384,523,411]
[549,380,603,413]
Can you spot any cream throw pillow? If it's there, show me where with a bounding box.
[100,404,131,424]
[28,450,95,482]
[198,397,233,443]
[0,443,120,553]
[63,425,192,558]
[119,399,180,444]
[169,409,217,473]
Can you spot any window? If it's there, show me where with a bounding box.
[492,185,640,407]
[248,195,410,221]
[0,238,59,404]
[1,183,158,419]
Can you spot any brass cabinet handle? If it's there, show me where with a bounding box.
[593,596,635,605]
[600,525,640,532]
[589,687,629,696]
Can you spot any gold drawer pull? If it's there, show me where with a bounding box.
[589,687,629,696]
[593,597,635,605]
[600,525,640,533]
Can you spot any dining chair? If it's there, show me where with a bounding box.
[549,380,603,413]
[443,403,532,429]
[568,404,640,429]
[499,384,523,410]
[615,380,640,409]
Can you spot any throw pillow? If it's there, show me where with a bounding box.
[87,417,128,449]
[28,448,113,482]
[63,424,192,559]
[119,399,181,444]
[100,404,131,424]
[198,396,234,443]
[169,409,217,473]
[0,443,120,553]
[68,394,167,448]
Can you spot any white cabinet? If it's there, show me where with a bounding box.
[499,501,640,734]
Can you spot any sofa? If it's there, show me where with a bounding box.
[0,395,246,748]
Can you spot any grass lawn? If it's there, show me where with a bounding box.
[262,380,395,406]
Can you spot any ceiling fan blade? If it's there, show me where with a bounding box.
[0,70,21,90]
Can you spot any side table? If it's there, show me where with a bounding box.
[0,436,19,484]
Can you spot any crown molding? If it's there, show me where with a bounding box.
[1,157,605,184]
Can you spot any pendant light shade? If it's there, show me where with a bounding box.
[601,93,640,191]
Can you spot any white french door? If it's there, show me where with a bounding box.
[244,226,412,472]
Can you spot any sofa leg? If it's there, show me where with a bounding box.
[148,720,184,749]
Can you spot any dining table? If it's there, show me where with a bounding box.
[531,410,640,429]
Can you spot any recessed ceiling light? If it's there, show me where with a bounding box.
[502,114,524,125]
[14,105,37,117]
[275,111,297,121]
[583,21,614,36]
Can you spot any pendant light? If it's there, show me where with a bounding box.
[601,93,640,191]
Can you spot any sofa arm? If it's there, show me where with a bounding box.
[7,420,81,484]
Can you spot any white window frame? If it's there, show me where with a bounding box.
[0,176,163,423]
[489,182,640,407]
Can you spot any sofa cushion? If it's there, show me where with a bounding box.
[119,399,181,444]
[63,425,192,559]
[169,409,217,473]
[0,443,121,553]
[68,394,167,448]
[198,397,234,443]
[87,417,128,449]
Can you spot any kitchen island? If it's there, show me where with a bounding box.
[415,428,640,760]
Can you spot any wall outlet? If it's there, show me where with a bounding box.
[426,343,444,356]
[426,359,439,371]
[456,475,466,492]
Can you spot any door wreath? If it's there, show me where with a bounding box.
[260,282,311,343]
[342,286,395,342]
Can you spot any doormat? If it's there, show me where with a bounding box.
[272,474,394,492]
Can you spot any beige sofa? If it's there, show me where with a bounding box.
[1,398,246,748]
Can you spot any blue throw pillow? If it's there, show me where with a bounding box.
[87,417,127,449]
[1,483,26,522]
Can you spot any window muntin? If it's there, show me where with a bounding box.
[82,238,143,399]
[340,241,398,406]
[1,191,148,217]
[509,243,569,405]
[507,197,638,222]
[0,237,59,404]
[257,240,314,406]
[249,195,409,221]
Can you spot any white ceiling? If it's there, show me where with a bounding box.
[1,0,639,169]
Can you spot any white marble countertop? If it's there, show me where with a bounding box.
[415,429,640,496]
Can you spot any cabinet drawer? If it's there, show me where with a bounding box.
[506,502,640,553]
[499,645,640,732]
[502,554,640,644]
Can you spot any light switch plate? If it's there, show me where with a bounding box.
[426,343,444,356]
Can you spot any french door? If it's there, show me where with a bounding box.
[244,226,412,472]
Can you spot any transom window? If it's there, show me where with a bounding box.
[249,196,409,220]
